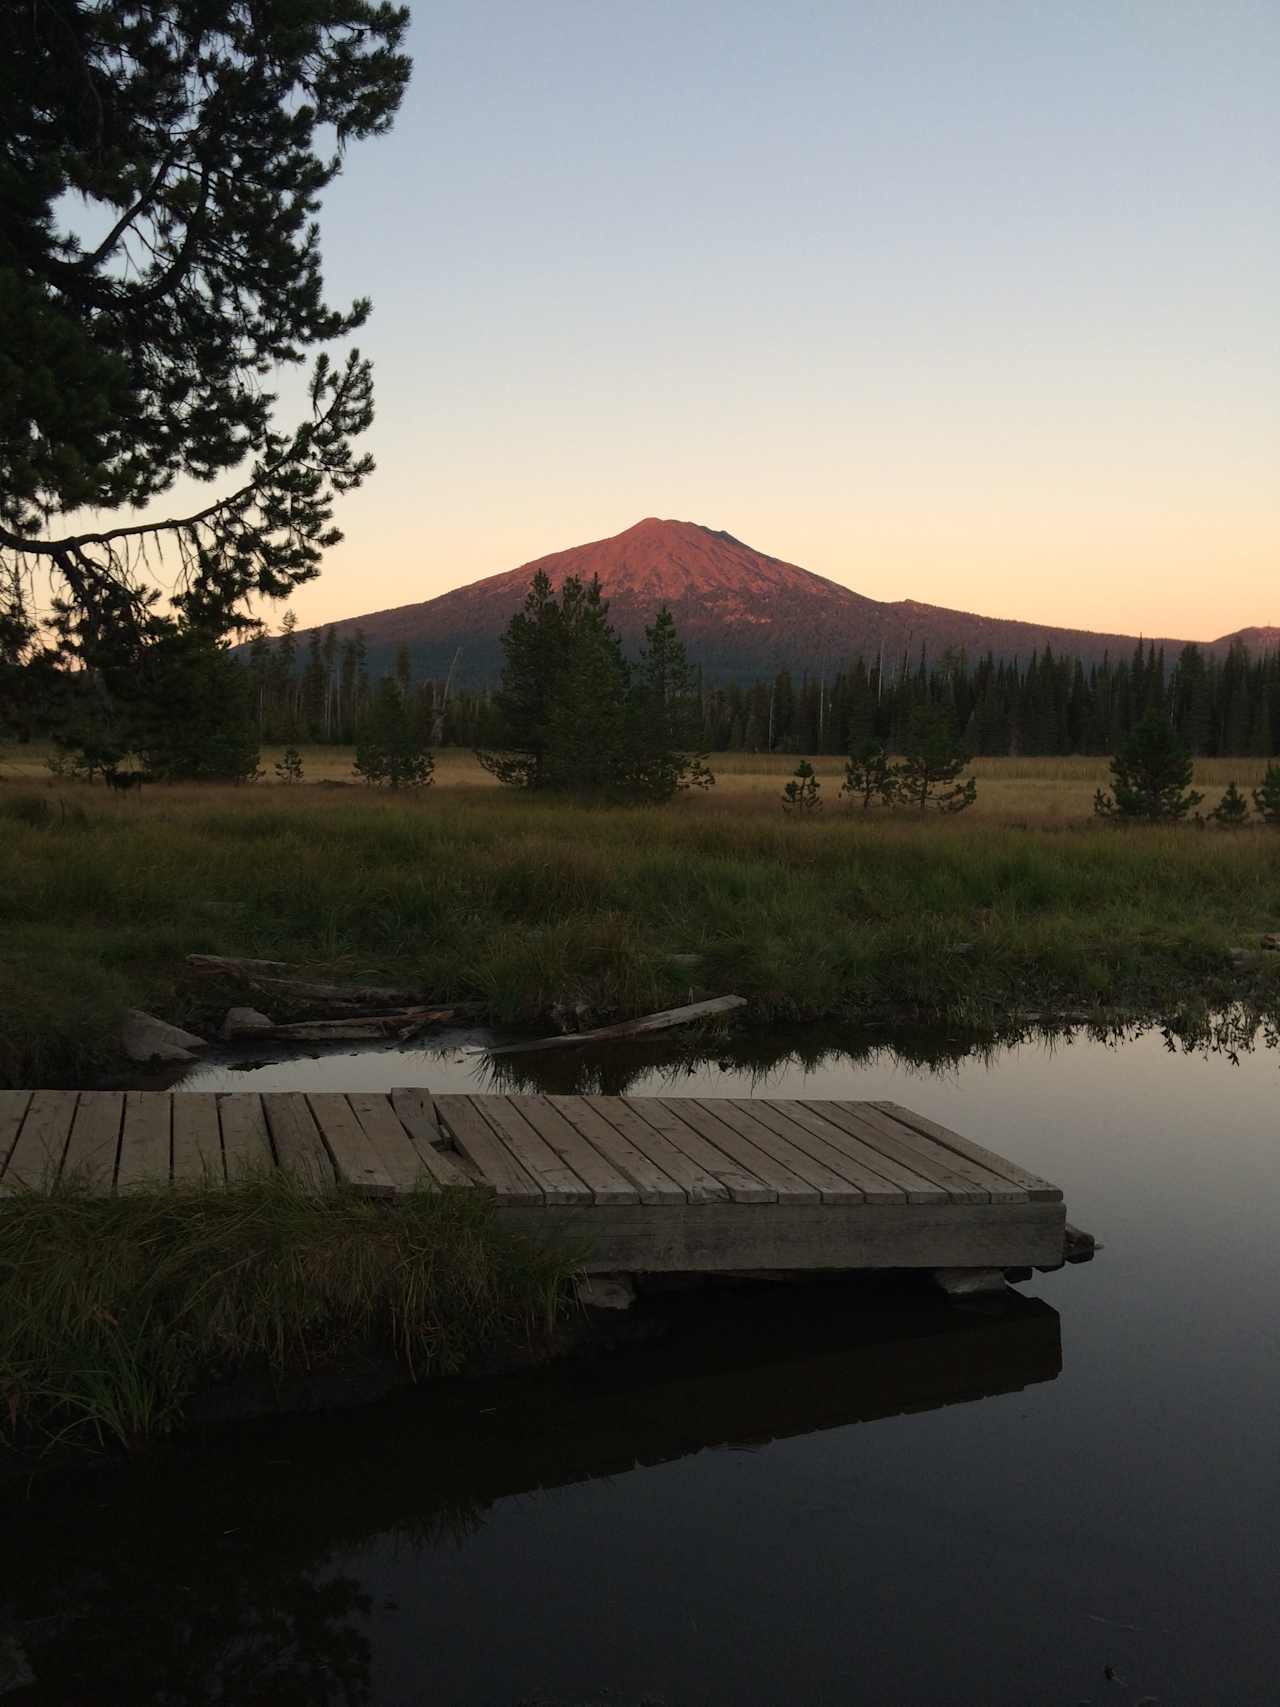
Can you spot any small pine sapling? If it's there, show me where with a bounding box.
[275,746,304,784]
[840,740,897,810]
[1208,781,1250,827]
[893,705,977,813]
[782,760,822,813]
[1094,712,1203,822]
[1253,763,1280,826]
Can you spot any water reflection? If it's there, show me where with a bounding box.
[13,1022,1280,1704]
[3,1282,1058,1706]
[178,1003,1280,1099]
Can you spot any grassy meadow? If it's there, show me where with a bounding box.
[2,743,1278,1089]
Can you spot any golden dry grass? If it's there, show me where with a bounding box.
[4,741,1271,824]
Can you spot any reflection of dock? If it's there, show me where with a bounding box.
[1,1090,1068,1273]
[1,1285,1063,1707]
[461,1289,1064,1498]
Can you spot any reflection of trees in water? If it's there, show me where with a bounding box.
[475,1004,1279,1097]
[6,1464,488,1706]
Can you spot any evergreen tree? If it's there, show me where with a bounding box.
[625,608,715,801]
[1094,713,1203,821]
[542,577,632,793]
[353,678,433,789]
[1253,763,1280,826]
[2,0,411,653]
[892,705,977,812]
[782,760,822,813]
[840,740,897,810]
[1208,782,1249,826]
[275,747,305,785]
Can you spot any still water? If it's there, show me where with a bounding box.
[5,1022,1280,1705]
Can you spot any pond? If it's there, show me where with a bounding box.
[4,1019,1279,1705]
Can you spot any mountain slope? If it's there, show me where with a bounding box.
[299,518,1264,683]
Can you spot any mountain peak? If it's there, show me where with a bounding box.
[293,520,1267,686]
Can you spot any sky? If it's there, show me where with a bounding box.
[238,3,1280,636]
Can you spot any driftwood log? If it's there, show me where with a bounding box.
[187,954,474,1017]
[187,954,293,978]
[239,1008,460,1043]
[485,994,747,1056]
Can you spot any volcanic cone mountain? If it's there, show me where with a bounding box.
[307,518,1273,684]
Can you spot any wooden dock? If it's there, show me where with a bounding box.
[0,1090,1067,1273]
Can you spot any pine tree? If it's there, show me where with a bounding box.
[1253,763,1280,826]
[353,679,433,789]
[782,760,822,813]
[625,608,715,801]
[892,705,977,812]
[275,747,305,785]
[1208,782,1249,826]
[840,740,897,810]
[2,2,410,653]
[479,573,632,794]
[1094,713,1203,821]
[543,577,632,793]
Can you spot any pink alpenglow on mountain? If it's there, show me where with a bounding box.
[296,518,1272,684]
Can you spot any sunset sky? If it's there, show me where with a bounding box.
[274,1,1277,639]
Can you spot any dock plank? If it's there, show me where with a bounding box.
[0,1090,32,1184]
[308,1093,395,1194]
[116,1091,171,1190]
[552,1097,687,1204]
[790,1101,950,1203]
[587,1097,725,1203]
[470,1098,593,1205]
[854,1104,1027,1202]
[3,1090,78,1191]
[347,1092,434,1193]
[263,1092,335,1192]
[694,1098,862,1204]
[389,1090,475,1189]
[623,1097,772,1202]
[736,1101,906,1203]
[172,1094,224,1186]
[871,1102,1062,1202]
[218,1093,273,1179]
[62,1091,124,1192]
[510,1097,639,1204]
[433,1096,542,1203]
[663,1100,817,1203]
[835,1103,1002,1203]
[824,1103,986,1202]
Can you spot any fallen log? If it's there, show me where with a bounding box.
[186,955,463,1010]
[247,1007,459,1042]
[485,994,747,1056]
[246,975,439,1006]
[187,954,292,978]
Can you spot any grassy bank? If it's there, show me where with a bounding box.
[0,1176,574,1453]
[2,753,1279,1087]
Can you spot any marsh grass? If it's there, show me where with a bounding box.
[2,753,1279,1086]
[0,1174,574,1453]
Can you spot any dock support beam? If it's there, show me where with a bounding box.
[931,1266,1009,1297]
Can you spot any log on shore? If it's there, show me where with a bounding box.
[187,954,293,978]
[247,1008,460,1043]
[245,975,449,1006]
[485,995,747,1056]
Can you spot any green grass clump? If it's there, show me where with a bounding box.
[0,1177,574,1453]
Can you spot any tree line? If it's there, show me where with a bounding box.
[239,628,1280,759]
